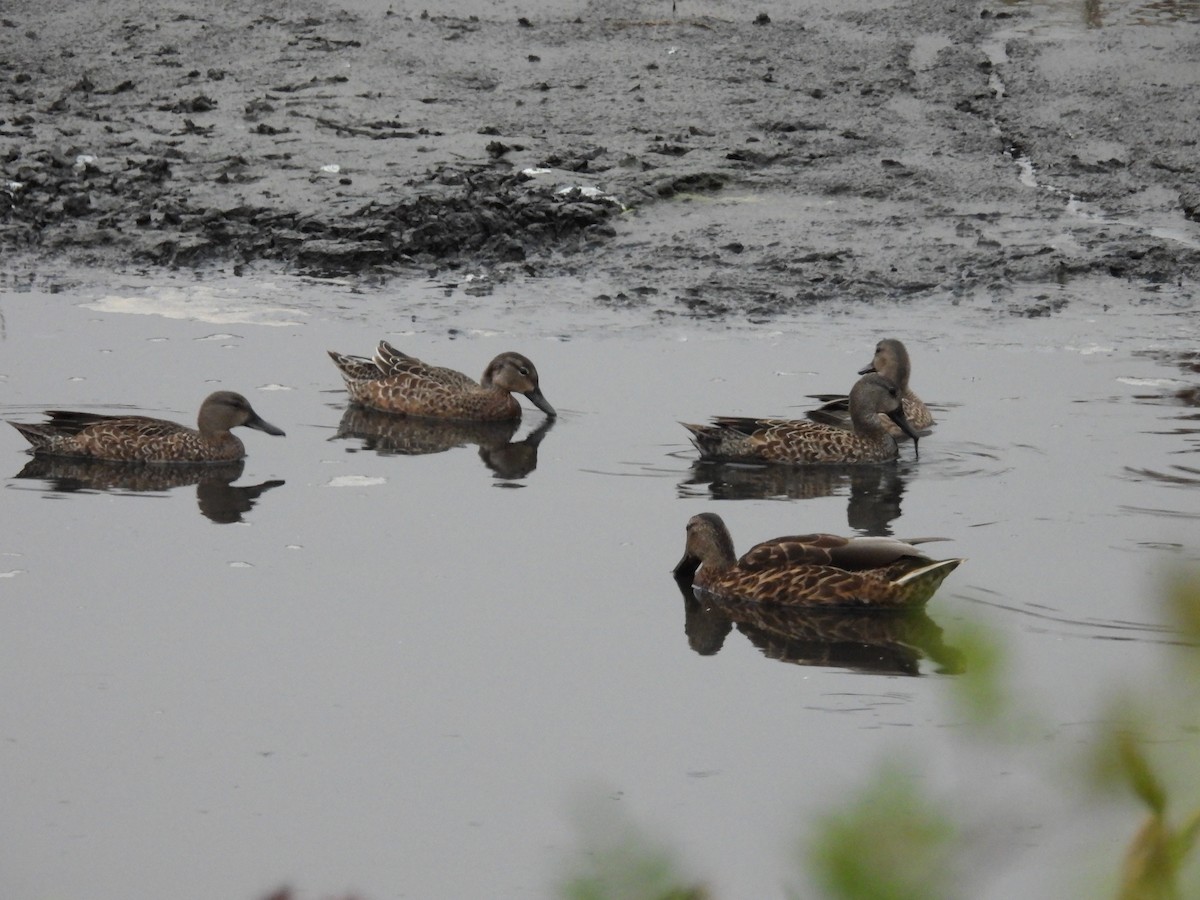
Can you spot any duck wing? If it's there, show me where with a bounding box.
[374,341,479,389]
[42,411,183,439]
[740,534,947,573]
[738,533,846,570]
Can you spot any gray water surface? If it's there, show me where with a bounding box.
[2,271,1198,899]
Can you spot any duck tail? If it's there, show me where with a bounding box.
[680,422,731,459]
[327,350,378,381]
[8,421,54,451]
[892,558,963,606]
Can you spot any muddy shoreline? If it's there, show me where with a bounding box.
[2,0,1198,312]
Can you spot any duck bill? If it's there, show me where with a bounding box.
[673,551,700,581]
[246,412,286,436]
[858,361,877,376]
[886,406,920,445]
[525,388,557,418]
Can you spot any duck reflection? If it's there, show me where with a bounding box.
[680,461,908,535]
[14,457,284,524]
[1130,349,1200,410]
[675,575,962,676]
[1125,349,1200,484]
[332,406,555,481]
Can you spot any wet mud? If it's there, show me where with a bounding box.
[2,0,1198,310]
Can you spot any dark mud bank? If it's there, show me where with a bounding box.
[2,0,1198,309]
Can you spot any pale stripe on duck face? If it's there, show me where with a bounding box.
[683,372,918,465]
[673,512,962,608]
[327,341,556,421]
[7,391,284,463]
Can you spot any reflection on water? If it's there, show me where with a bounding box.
[678,460,908,535]
[1123,464,1200,491]
[4,275,1200,900]
[331,405,555,481]
[1099,0,1200,26]
[675,576,962,676]
[1122,349,1200,488]
[13,457,285,524]
[1130,349,1200,411]
[1012,0,1200,28]
[960,584,1193,643]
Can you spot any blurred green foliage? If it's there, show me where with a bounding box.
[805,763,958,900]
[938,619,1009,731]
[559,800,709,900]
[1093,573,1200,900]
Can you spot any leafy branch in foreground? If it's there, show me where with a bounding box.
[1093,573,1200,900]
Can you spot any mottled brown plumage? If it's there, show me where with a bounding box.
[682,372,918,465]
[808,338,935,437]
[8,391,285,463]
[327,341,556,421]
[673,512,962,608]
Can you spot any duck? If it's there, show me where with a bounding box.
[682,372,917,465]
[808,338,934,436]
[673,512,962,608]
[327,341,556,421]
[8,391,285,463]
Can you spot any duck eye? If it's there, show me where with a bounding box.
[518,366,530,376]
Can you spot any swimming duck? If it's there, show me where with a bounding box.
[8,391,285,463]
[673,512,962,608]
[328,341,556,421]
[808,338,934,436]
[682,372,917,465]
